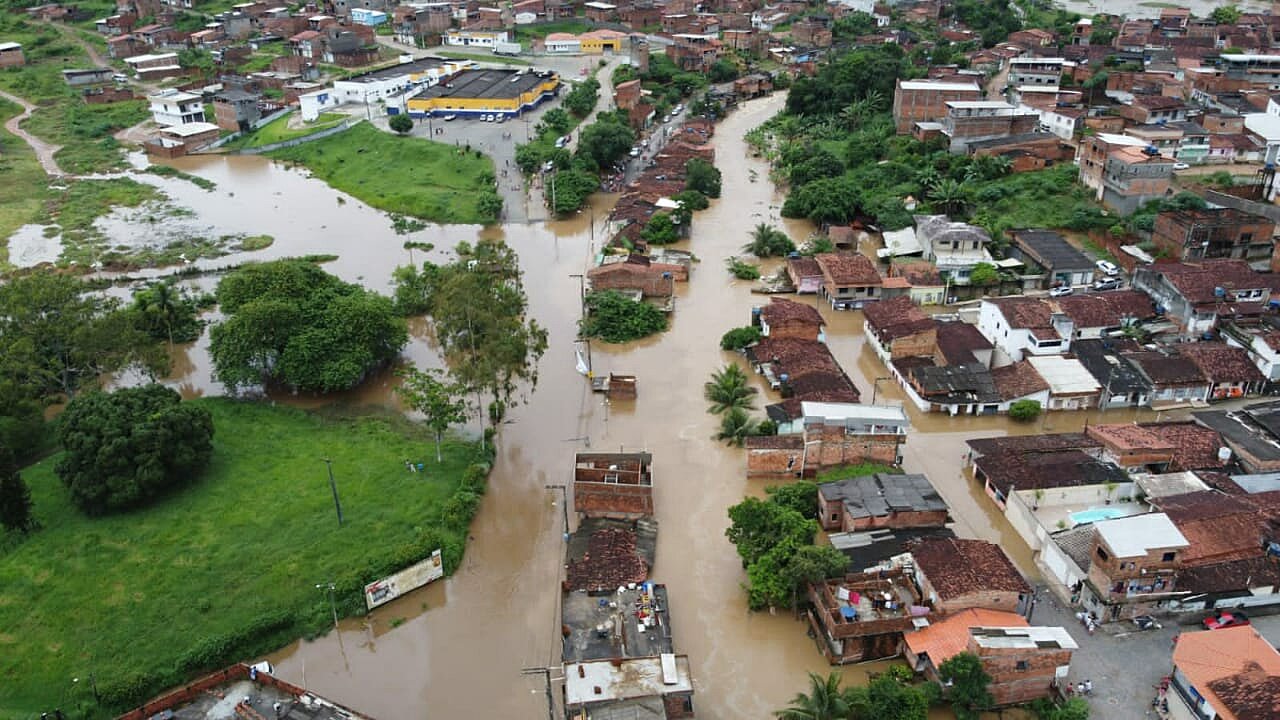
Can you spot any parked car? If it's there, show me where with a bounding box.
[112,73,129,83]
[1049,285,1074,297]
[1093,278,1123,291]
[443,114,457,121]
[555,135,570,148]
[1173,162,1190,170]
[542,160,555,173]
[1204,611,1250,629]
[1095,259,1120,276]
[629,146,641,157]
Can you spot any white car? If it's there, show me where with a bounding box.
[443,114,457,121]
[1173,162,1190,170]
[1049,285,1074,297]
[629,147,641,157]
[1095,259,1120,276]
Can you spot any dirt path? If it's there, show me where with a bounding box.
[0,88,64,176]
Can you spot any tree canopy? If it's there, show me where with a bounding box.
[938,652,994,720]
[685,158,722,198]
[577,118,636,171]
[580,290,668,343]
[210,260,407,393]
[0,443,35,533]
[396,366,467,463]
[389,113,414,135]
[56,384,215,515]
[775,671,930,720]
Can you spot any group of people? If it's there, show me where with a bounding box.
[1072,679,1093,696]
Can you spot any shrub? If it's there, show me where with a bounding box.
[726,257,761,280]
[1008,399,1042,423]
[389,113,413,135]
[720,325,762,350]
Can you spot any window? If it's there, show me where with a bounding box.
[831,513,839,522]
[1096,546,1110,561]
[1162,551,1176,562]
[1016,660,1029,671]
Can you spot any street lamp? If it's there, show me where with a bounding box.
[322,458,344,526]
[871,376,891,405]
[316,582,339,632]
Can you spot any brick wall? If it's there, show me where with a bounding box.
[83,87,136,104]
[977,643,1073,705]
[573,481,654,519]
[745,440,804,478]
[662,691,695,718]
[886,328,937,359]
[589,268,674,297]
[766,319,821,341]
[892,83,981,133]
[807,432,901,474]
[929,587,1025,614]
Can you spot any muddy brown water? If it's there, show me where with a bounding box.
[125,93,1183,718]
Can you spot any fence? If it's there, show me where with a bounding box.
[200,107,294,151]
[236,117,362,155]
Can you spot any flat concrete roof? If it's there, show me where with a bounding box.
[1027,356,1101,395]
[899,79,980,91]
[971,625,1078,650]
[564,655,693,706]
[1095,512,1188,556]
[412,68,556,101]
[801,401,909,425]
[338,56,448,84]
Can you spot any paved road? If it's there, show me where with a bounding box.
[1029,591,1280,719]
[0,87,64,176]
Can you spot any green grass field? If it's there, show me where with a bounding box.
[0,98,53,269]
[514,18,591,42]
[268,121,497,224]
[222,112,348,151]
[0,399,488,717]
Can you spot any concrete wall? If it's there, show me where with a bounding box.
[236,117,360,155]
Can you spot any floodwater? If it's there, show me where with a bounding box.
[125,91,1190,718]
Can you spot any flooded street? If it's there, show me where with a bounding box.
[127,91,1196,718]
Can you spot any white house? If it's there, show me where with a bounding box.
[330,57,468,106]
[443,30,508,48]
[147,89,205,127]
[915,214,993,285]
[544,33,581,53]
[299,88,341,121]
[1027,355,1102,410]
[977,297,1074,365]
[350,8,387,25]
[1224,323,1280,381]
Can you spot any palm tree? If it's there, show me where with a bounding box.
[141,281,181,347]
[714,407,760,447]
[775,672,852,720]
[927,177,968,216]
[705,363,757,414]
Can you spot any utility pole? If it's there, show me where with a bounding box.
[545,484,569,536]
[322,458,344,526]
[316,582,339,631]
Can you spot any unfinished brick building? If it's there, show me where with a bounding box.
[572,452,654,520]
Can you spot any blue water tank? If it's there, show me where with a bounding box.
[1215,286,1226,298]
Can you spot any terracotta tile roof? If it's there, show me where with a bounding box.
[991,360,1049,401]
[748,337,861,403]
[975,449,1128,491]
[1174,626,1280,720]
[893,260,943,287]
[1151,259,1269,305]
[1148,421,1230,471]
[816,252,881,286]
[908,537,1031,600]
[863,296,933,341]
[1168,510,1268,566]
[904,608,1028,664]
[565,527,649,592]
[1087,423,1173,452]
[1177,555,1280,594]
[787,256,822,280]
[935,321,992,366]
[1178,343,1267,384]
[760,298,824,328]
[1053,291,1156,329]
[967,433,1099,456]
[988,296,1054,331]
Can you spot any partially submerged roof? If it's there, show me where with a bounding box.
[760,297,824,327]
[815,252,881,286]
[818,473,947,520]
[975,448,1126,491]
[564,655,693,707]
[1027,356,1102,395]
[1094,512,1188,556]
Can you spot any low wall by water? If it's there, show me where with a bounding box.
[202,108,293,151]
[236,117,361,155]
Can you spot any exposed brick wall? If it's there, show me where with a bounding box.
[930,588,1025,614]
[662,691,695,718]
[573,481,654,519]
[977,643,1073,706]
[766,320,821,341]
[886,329,937,359]
[747,445,804,478]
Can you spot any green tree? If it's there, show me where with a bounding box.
[562,76,600,117]
[704,363,757,414]
[131,281,203,346]
[748,539,847,609]
[641,212,679,245]
[579,290,668,343]
[56,385,215,515]
[765,480,818,519]
[428,240,548,447]
[0,444,36,534]
[928,177,968,215]
[0,271,164,402]
[725,496,816,566]
[1009,399,1043,422]
[389,113,414,135]
[685,158,722,198]
[968,262,999,287]
[477,191,503,223]
[396,367,467,463]
[1211,5,1242,25]
[715,406,761,447]
[210,260,408,392]
[846,674,930,720]
[548,169,600,214]
[577,119,636,170]
[720,325,763,350]
[939,652,994,720]
[744,223,797,257]
[709,58,739,82]
[538,107,573,135]
[391,262,442,316]
[1029,697,1090,720]
[727,258,762,280]
[775,672,851,720]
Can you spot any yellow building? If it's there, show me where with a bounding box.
[578,29,627,54]
[406,68,561,117]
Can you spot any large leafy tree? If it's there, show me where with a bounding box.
[0,443,36,533]
[209,260,408,392]
[744,224,796,258]
[939,652,994,720]
[425,240,548,447]
[56,385,214,515]
[576,118,635,170]
[396,366,467,463]
[580,290,668,343]
[726,496,816,566]
[684,158,722,198]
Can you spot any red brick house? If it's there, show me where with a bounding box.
[757,298,824,341]
[817,473,948,532]
[572,452,653,520]
[587,254,686,298]
[908,537,1032,615]
[815,252,882,309]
